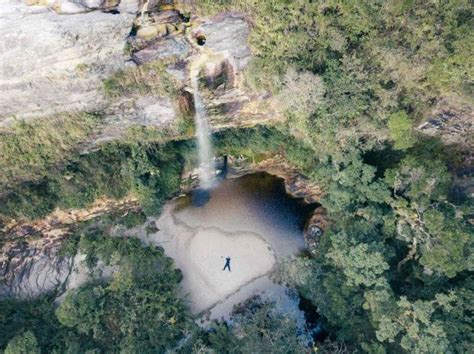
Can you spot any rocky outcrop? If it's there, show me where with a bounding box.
[23,0,139,14]
[132,36,191,64]
[417,100,474,198]
[1,1,281,146]
[0,1,135,125]
[1,245,73,298]
[304,207,328,253]
[0,196,138,298]
[188,15,281,128]
[197,14,251,71]
[128,8,281,130]
[418,102,473,153]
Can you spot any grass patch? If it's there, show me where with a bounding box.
[103,62,179,99]
[0,113,101,190]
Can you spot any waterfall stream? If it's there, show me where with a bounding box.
[192,75,215,189]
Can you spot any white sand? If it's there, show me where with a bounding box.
[141,175,306,318]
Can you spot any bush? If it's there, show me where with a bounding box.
[388,111,416,150]
[0,113,100,190]
[5,331,39,354]
[57,224,190,352]
[119,210,147,228]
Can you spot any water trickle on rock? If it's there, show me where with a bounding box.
[192,75,215,189]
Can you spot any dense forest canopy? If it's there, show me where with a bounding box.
[0,0,472,353]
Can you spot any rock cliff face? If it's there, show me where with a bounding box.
[0,0,134,125]
[0,0,279,143]
[127,7,280,130]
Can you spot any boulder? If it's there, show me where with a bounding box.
[198,15,251,71]
[132,37,190,63]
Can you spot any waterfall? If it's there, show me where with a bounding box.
[192,75,215,189]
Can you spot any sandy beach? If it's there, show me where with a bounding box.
[141,174,306,317]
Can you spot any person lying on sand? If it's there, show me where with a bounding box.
[223,256,231,272]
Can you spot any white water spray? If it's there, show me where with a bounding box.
[192,75,215,189]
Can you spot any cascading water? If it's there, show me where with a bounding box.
[192,75,215,190]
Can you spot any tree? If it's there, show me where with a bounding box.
[375,295,454,353]
[208,298,308,353]
[56,229,191,352]
[384,156,471,277]
[419,208,472,277]
[5,331,40,354]
[326,232,390,288]
[277,68,325,142]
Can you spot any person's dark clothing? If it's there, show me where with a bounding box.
[223,257,231,272]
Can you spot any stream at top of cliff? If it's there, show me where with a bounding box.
[137,172,316,325]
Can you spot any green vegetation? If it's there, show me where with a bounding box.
[206,298,308,353]
[196,1,473,351]
[56,221,190,352]
[118,210,148,229]
[198,0,472,106]
[3,121,470,352]
[0,113,100,190]
[0,296,78,353]
[0,139,188,220]
[0,125,310,222]
[277,143,473,351]
[1,214,308,353]
[1,217,192,353]
[0,0,472,352]
[5,331,40,354]
[388,111,416,150]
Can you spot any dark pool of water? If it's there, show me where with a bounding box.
[191,172,317,231]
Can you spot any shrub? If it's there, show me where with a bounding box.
[388,111,416,150]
